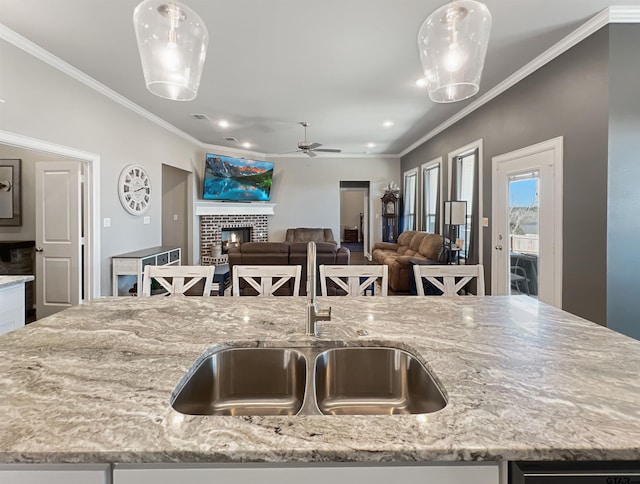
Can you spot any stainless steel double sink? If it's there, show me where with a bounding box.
[171,343,447,416]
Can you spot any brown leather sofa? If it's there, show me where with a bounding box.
[288,242,349,295]
[228,241,349,295]
[371,231,445,292]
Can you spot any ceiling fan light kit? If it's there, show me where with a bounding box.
[295,122,341,157]
[418,0,492,103]
[133,0,209,101]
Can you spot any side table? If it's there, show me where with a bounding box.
[213,263,230,296]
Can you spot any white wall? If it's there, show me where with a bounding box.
[265,156,400,244]
[0,38,401,295]
[0,39,202,295]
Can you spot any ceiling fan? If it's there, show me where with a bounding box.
[294,122,342,157]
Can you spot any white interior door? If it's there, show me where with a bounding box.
[35,161,82,318]
[492,137,563,307]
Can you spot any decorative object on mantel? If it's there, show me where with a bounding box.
[417,0,492,103]
[0,159,21,226]
[133,0,209,101]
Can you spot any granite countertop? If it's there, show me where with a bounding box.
[0,275,34,289]
[0,295,639,464]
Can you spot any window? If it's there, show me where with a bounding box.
[448,140,483,264]
[421,160,441,233]
[456,152,475,255]
[403,169,418,231]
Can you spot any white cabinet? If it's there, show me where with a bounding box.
[0,283,26,335]
[111,246,181,296]
[0,464,110,484]
[114,463,500,484]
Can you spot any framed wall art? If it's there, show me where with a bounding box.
[0,159,21,226]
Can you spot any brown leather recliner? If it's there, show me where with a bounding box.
[288,242,350,295]
[228,242,293,295]
[285,228,337,245]
[228,241,350,296]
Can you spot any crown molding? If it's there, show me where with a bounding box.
[267,152,400,160]
[4,6,640,163]
[608,5,640,22]
[399,6,640,158]
[0,24,211,149]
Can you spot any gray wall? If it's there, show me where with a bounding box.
[401,27,610,325]
[607,25,640,340]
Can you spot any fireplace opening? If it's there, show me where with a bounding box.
[221,227,251,254]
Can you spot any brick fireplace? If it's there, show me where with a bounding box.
[196,202,275,265]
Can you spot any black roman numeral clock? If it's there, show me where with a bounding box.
[118,164,151,215]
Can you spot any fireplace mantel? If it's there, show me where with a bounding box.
[195,201,276,216]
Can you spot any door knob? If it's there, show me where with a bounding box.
[35,247,44,252]
[495,245,503,251]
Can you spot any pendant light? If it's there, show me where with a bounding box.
[133,0,209,101]
[417,0,492,103]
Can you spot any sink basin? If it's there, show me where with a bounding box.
[172,344,446,416]
[171,347,307,416]
[314,347,446,415]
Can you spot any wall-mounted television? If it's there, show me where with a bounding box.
[202,153,274,201]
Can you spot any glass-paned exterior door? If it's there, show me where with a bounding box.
[508,171,539,298]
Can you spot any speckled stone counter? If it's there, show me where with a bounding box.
[0,295,638,464]
[0,275,34,289]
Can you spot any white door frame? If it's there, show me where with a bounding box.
[0,130,100,300]
[491,136,563,306]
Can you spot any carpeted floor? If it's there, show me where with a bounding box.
[341,241,363,252]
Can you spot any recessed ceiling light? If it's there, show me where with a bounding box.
[414,77,428,88]
[382,120,394,128]
[242,142,252,149]
[0,99,5,103]
[218,120,229,128]
[367,142,377,149]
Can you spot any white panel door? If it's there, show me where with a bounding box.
[35,161,82,319]
[492,138,563,307]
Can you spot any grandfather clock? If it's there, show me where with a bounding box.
[381,192,399,242]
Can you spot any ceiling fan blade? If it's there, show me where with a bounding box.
[306,142,322,150]
[306,150,317,157]
[313,148,342,153]
[280,149,304,154]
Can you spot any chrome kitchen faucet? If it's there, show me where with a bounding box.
[305,241,331,336]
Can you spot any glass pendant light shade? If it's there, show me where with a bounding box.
[133,0,209,101]
[417,0,492,103]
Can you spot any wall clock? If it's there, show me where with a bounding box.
[118,165,151,215]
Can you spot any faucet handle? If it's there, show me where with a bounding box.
[316,306,332,321]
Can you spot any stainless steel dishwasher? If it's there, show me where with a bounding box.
[510,462,640,483]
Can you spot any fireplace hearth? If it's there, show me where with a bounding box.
[199,214,269,266]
